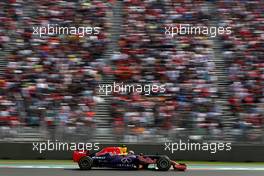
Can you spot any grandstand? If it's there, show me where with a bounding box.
[0,0,263,143]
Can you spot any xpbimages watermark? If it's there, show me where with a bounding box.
[165,24,232,38]
[164,140,232,154]
[32,24,101,37]
[32,140,100,153]
[98,82,166,95]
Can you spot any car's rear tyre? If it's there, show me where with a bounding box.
[157,156,171,171]
[78,156,93,170]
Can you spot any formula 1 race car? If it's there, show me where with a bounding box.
[73,146,187,171]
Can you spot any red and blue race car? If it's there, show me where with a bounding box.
[73,146,187,171]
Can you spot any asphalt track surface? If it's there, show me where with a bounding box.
[1,168,264,176]
[1,164,264,176]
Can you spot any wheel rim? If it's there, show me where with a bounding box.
[81,160,89,167]
[160,160,169,168]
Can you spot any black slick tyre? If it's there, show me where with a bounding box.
[157,156,171,171]
[78,156,93,170]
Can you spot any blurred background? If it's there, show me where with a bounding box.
[0,0,263,144]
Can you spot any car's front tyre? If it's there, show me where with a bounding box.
[78,156,93,170]
[157,156,171,171]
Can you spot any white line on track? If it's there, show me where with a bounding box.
[0,165,77,169]
[188,167,264,171]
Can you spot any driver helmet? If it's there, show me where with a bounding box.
[128,150,134,155]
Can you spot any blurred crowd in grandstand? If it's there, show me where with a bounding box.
[0,0,110,135]
[111,0,223,142]
[0,0,263,142]
[217,0,263,140]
